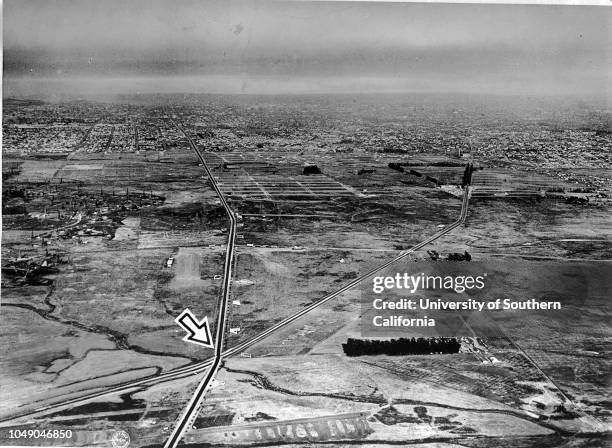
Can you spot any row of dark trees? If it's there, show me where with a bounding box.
[342,337,461,357]
[389,162,475,188]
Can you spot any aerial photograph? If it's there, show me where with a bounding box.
[1,1,610,447]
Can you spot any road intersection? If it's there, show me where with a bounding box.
[0,129,471,439]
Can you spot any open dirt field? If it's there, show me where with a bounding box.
[2,94,610,447]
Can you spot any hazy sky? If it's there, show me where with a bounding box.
[3,0,611,96]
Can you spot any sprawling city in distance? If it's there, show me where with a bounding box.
[1,1,611,448]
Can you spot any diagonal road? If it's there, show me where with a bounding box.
[217,187,470,358]
[162,166,470,447]
[162,141,469,447]
[0,158,470,426]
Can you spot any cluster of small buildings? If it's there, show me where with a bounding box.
[468,128,610,170]
[2,124,87,154]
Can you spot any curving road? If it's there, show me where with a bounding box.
[1,152,470,428]
[162,122,237,448]
[162,152,470,447]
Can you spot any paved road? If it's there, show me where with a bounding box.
[0,166,470,427]
[217,186,470,357]
[164,183,469,447]
[162,123,237,448]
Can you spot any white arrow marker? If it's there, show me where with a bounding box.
[175,308,214,349]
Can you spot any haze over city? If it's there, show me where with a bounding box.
[4,0,610,97]
[3,1,612,447]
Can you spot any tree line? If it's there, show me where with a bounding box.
[342,337,461,357]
